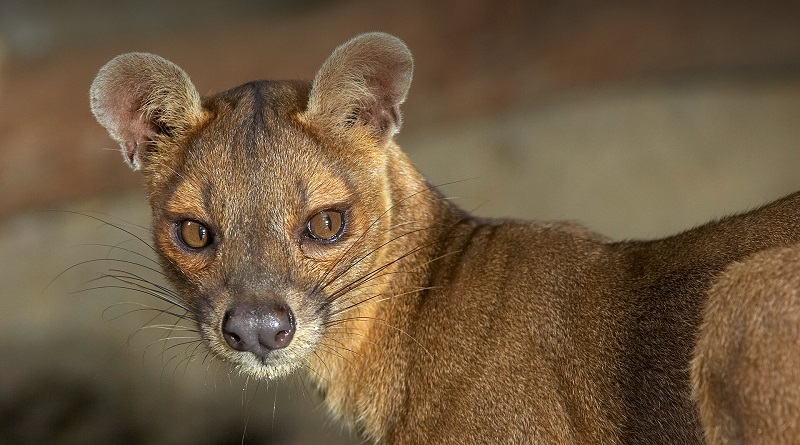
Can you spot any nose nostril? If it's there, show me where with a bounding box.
[273,328,294,348]
[259,305,295,350]
[222,321,245,351]
[221,302,296,356]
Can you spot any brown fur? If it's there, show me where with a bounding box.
[693,245,800,444]
[89,33,800,444]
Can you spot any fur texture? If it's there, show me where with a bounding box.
[693,245,800,444]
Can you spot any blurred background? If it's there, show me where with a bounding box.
[1,0,799,443]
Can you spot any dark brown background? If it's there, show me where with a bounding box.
[1,1,799,443]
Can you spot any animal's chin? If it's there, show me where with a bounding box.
[203,335,310,381]
[232,352,301,380]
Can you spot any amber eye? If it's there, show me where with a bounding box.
[179,220,212,249]
[306,210,345,242]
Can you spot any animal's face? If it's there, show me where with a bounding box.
[90,33,413,380]
[147,81,398,379]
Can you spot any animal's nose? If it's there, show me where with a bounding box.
[221,302,295,356]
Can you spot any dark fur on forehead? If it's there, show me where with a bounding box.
[201,80,313,159]
[209,80,311,120]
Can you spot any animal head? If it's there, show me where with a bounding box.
[90,33,415,380]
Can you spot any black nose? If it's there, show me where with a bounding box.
[222,302,295,356]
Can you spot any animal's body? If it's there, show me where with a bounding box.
[89,33,800,444]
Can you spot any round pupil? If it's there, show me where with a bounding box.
[309,211,343,240]
[180,221,210,248]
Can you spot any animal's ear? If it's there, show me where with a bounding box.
[90,53,204,170]
[304,32,413,146]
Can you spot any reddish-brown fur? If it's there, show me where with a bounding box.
[693,245,800,444]
[90,33,800,444]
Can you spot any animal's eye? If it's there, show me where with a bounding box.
[179,220,212,249]
[306,210,345,242]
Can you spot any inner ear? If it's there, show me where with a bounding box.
[90,52,204,170]
[304,32,414,146]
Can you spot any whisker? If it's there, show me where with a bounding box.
[326,232,469,309]
[296,355,331,398]
[46,257,168,293]
[81,269,182,302]
[97,303,185,350]
[202,349,218,368]
[271,380,278,434]
[318,224,439,295]
[328,216,465,288]
[156,310,197,364]
[89,273,185,309]
[158,347,190,386]
[326,315,434,360]
[75,285,191,315]
[324,233,444,305]
[327,245,463,312]
[204,355,227,389]
[329,286,442,319]
[313,345,355,369]
[106,268,182,299]
[314,343,357,373]
[175,339,207,379]
[144,335,199,344]
[58,208,153,234]
[137,324,199,333]
[430,177,482,189]
[326,267,429,307]
[293,372,320,409]
[155,338,204,363]
[139,326,197,356]
[311,350,331,376]
[312,186,435,294]
[315,337,361,361]
[322,328,379,353]
[77,243,162,267]
[46,210,156,253]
